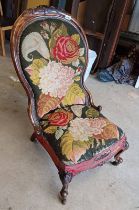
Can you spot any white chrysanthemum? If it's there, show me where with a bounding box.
[39,61,75,98]
[69,118,92,141]
[69,117,107,141]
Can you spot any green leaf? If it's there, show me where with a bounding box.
[79,56,86,64]
[60,131,91,163]
[71,34,80,44]
[88,137,95,148]
[85,107,99,118]
[60,23,68,36]
[44,126,57,134]
[49,37,55,50]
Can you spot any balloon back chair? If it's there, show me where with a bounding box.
[10,6,129,204]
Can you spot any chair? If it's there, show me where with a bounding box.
[0,0,13,56]
[10,6,129,204]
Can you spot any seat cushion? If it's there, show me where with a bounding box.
[41,105,125,165]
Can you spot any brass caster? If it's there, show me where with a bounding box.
[111,156,123,166]
[59,190,68,205]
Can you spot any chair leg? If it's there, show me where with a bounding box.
[111,141,129,166]
[97,105,102,112]
[58,170,73,204]
[0,29,6,56]
[30,132,37,142]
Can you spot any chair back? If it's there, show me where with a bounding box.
[11,7,90,129]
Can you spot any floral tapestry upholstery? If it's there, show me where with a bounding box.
[19,18,87,118]
[41,105,125,165]
[19,16,125,166]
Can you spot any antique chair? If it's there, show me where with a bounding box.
[10,6,129,204]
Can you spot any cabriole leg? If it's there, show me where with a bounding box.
[111,141,129,166]
[30,132,37,142]
[58,171,73,204]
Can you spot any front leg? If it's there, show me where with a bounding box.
[30,132,37,142]
[97,105,102,112]
[58,170,73,204]
[111,141,129,166]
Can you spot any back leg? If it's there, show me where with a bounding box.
[30,132,37,142]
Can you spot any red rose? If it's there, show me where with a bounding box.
[52,36,79,64]
[48,110,73,126]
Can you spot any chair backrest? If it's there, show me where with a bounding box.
[11,6,92,130]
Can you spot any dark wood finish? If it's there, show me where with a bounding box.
[10,6,128,204]
[84,0,112,34]
[30,132,37,142]
[50,0,59,7]
[59,171,73,204]
[111,141,129,166]
[84,28,104,40]
[98,0,130,68]
[67,0,132,69]
[121,0,134,31]
[1,0,28,19]
[71,0,80,18]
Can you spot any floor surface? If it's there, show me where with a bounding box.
[0,54,139,210]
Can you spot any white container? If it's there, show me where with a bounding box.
[135,76,139,88]
[84,49,97,81]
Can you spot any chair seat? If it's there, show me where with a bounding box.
[41,105,125,165]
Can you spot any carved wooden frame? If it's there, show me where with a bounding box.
[10,6,97,130]
[10,6,128,204]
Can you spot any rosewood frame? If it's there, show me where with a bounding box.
[10,6,128,204]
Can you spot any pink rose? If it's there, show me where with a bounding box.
[52,36,79,64]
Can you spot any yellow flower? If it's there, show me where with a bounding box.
[25,59,47,85]
[60,131,90,163]
[30,71,40,85]
[62,83,85,105]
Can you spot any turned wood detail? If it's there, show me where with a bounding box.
[58,170,73,204]
[111,141,129,166]
[97,105,102,112]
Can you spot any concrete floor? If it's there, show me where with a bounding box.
[0,53,139,210]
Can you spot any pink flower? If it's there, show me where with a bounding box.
[52,36,79,64]
[69,118,91,141]
[68,117,107,141]
[89,118,107,135]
